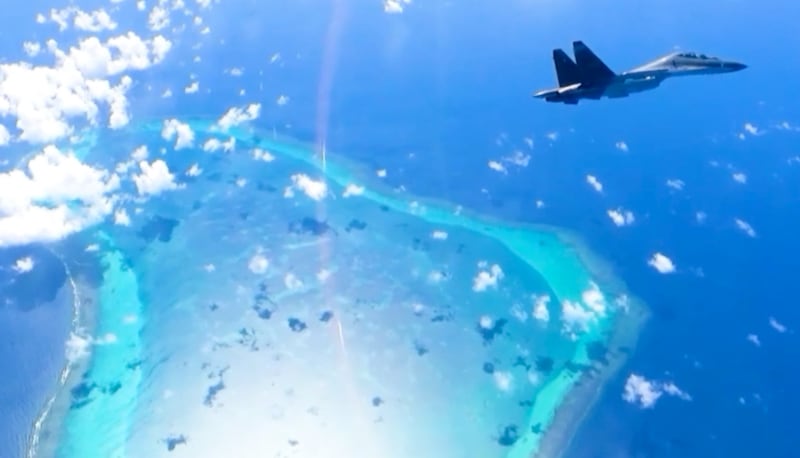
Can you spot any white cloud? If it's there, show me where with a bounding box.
[743,123,761,136]
[276,95,289,106]
[13,256,34,273]
[23,42,41,57]
[586,174,603,192]
[186,163,202,176]
[74,9,117,32]
[666,179,684,191]
[0,32,171,143]
[0,145,119,247]
[289,174,327,201]
[384,0,410,13]
[769,317,787,333]
[216,103,260,130]
[252,148,275,162]
[342,183,364,198]
[65,331,91,364]
[185,81,199,93]
[732,172,747,184]
[488,160,507,174]
[132,159,177,196]
[284,272,303,290]
[648,252,675,274]
[607,208,635,227]
[431,230,448,240]
[376,169,387,178]
[747,334,761,347]
[622,374,691,409]
[532,294,550,323]
[503,150,530,167]
[131,145,148,161]
[615,141,629,152]
[202,137,235,152]
[161,119,194,150]
[695,211,707,224]
[472,263,503,292]
[734,218,756,237]
[248,254,269,274]
[114,208,131,226]
[493,371,513,392]
[148,5,170,31]
[561,299,596,334]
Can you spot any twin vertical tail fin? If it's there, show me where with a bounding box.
[551,41,616,87]
[572,40,616,84]
[553,49,581,86]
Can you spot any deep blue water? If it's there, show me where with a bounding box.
[1,0,799,457]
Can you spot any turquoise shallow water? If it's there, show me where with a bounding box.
[31,120,645,458]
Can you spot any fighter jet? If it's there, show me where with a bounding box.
[534,41,747,104]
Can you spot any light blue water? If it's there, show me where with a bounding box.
[31,121,643,458]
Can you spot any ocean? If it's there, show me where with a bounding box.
[1,0,798,457]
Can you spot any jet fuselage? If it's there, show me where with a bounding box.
[534,42,747,104]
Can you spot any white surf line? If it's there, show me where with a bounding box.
[27,252,83,458]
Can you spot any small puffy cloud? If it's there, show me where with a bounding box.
[384,0,410,13]
[743,123,761,136]
[284,272,303,290]
[532,294,550,323]
[186,163,202,176]
[615,141,629,152]
[132,159,178,196]
[431,230,448,240]
[586,174,603,192]
[216,103,260,130]
[131,145,148,161]
[472,263,503,292]
[666,179,684,191]
[248,254,269,274]
[23,42,41,57]
[376,169,387,178]
[276,95,289,106]
[13,256,34,273]
[114,208,130,226]
[747,334,761,347]
[623,374,691,409]
[734,218,756,237]
[290,174,327,201]
[769,317,787,333]
[648,252,675,274]
[148,5,169,31]
[488,160,507,174]
[342,184,364,198]
[607,208,635,227]
[0,145,119,247]
[732,172,747,184]
[203,137,235,153]
[161,119,194,150]
[503,150,531,167]
[252,148,275,162]
[695,211,707,224]
[185,81,199,93]
[74,9,118,32]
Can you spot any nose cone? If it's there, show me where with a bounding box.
[724,61,747,72]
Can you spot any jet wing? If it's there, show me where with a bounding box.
[573,40,616,85]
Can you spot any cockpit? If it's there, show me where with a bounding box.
[675,52,719,60]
